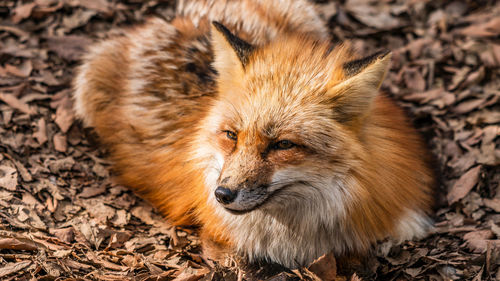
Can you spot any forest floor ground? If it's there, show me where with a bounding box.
[0,0,499,280]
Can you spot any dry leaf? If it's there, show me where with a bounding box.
[5,60,32,77]
[0,261,32,278]
[54,95,74,133]
[453,99,485,114]
[344,0,402,30]
[131,204,161,226]
[0,165,18,191]
[308,253,337,281]
[107,230,132,248]
[404,67,426,91]
[46,35,93,62]
[78,185,106,198]
[0,238,39,251]
[62,10,97,31]
[460,17,500,37]
[447,166,481,204]
[53,133,67,152]
[50,228,75,244]
[0,93,36,115]
[82,200,116,224]
[484,198,500,212]
[0,0,499,280]
[69,0,111,14]
[11,3,37,24]
[463,230,494,253]
[33,118,48,145]
[2,154,32,182]
[111,209,129,227]
[351,273,362,281]
[402,88,446,103]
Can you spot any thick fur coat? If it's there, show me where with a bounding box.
[73,0,435,268]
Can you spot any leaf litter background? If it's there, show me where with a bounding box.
[0,0,499,280]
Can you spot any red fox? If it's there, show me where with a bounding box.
[73,0,435,268]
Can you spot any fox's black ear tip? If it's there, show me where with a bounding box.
[379,50,391,59]
[371,50,391,60]
[210,20,254,66]
[343,50,392,77]
[211,21,226,32]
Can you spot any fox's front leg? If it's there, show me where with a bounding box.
[199,227,234,265]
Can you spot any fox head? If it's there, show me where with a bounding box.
[195,22,391,215]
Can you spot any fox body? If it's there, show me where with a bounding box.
[74,0,435,268]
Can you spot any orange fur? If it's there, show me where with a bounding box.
[73,0,435,268]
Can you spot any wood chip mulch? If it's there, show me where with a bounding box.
[0,0,499,280]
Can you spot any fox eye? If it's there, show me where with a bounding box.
[273,140,295,150]
[224,130,237,141]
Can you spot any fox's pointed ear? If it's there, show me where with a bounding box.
[328,52,391,123]
[342,50,390,78]
[211,21,254,80]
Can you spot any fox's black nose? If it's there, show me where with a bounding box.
[215,186,238,204]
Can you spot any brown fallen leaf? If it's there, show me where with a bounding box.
[466,110,500,125]
[484,198,500,212]
[62,9,97,32]
[453,98,485,114]
[0,190,13,201]
[31,0,64,16]
[11,2,37,24]
[5,60,32,77]
[0,261,32,278]
[491,43,500,65]
[0,26,29,42]
[78,184,107,198]
[448,152,475,176]
[68,0,112,14]
[448,66,470,90]
[0,238,39,251]
[107,230,132,248]
[351,273,362,281]
[110,209,129,227]
[92,163,109,178]
[172,266,210,281]
[447,165,481,204]
[344,0,402,30]
[121,254,143,269]
[490,222,500,239]
[22,192,44,212]
[53,133,67,152]
[459,17,500,37]
[62,259,93,271]
[0,165,18,191]
[462,66,485,88]
[404,67,426,91]
[463,230,494,253]
[81,200,116,224]
[46,157,75,174]
[50,228,75,244]
[124,237,158,252]
[86,252,127,271]
[45,35,93,62]
[2,153,32,182]
[33,118,48,145]
[54,95,75,133]
[131,204,162,226]
[15,204,47,230]
[308,253,337,281]
[53,249,73,258]
[402,88,446,103]
[0,92,36,115]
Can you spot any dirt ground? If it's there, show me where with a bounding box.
[0,0,499,280]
